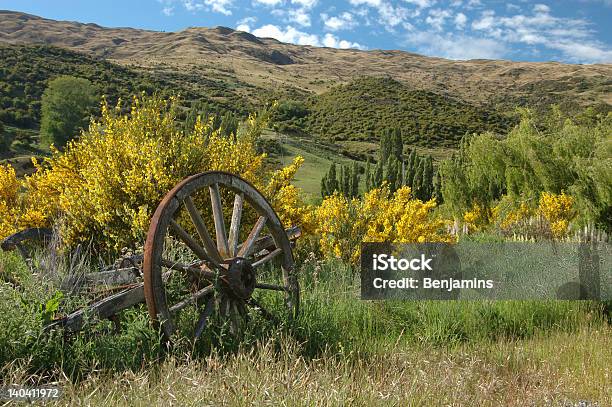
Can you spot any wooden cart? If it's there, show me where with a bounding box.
[2,172,301,343]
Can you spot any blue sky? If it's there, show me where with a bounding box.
[1,0,611,63]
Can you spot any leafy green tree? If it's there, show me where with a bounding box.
[40,76,97,148]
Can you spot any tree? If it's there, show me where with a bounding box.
[380,129,392,164]
[321,163,340,197]
[40,76,97,148]
[385,158,398,192]
[422,155,434,200]
[434,170,443,203]
[365,158,372,192]
[413,159,424,200]
[0,120,9,151]
[406,149,417,187]
[350,161,360,197]
[392,128,403,161]
[321,174,328,198]
[374,158,384,188]
[342,166,351,196]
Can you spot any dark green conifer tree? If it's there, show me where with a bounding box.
[374,158,384,188]
[365,158,372,192]
[351,161,360,197]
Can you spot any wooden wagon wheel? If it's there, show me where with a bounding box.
[143,171,299,343]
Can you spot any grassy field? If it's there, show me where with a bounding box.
[4,327,605,406]
[0,250,609,406]
[262,131,366,201]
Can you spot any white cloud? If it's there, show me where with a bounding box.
[250,24,320,45]
[349,0,412,29]
[468,4,611,63]
[454,12,467,29]
[177,0,233,15]
[425,9,451,31]
[403,0,436,8]
[533,4,550,14]
[182,0,203,11]
[549,40,612,62]
[321,12,357,31]
[405,31,507,60]
[162,6,175,15]
[205,0,233,15]
[253,0,283,6]
[236,16,256,31]
[289,8,312,27]
[291,0,317,8]
[240,23,364,49]
[322,33,364,49]
[472,10,495,30]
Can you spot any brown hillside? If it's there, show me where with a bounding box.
[0,9,610,108]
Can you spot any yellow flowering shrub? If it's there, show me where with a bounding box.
[0,96,304,250]
[314,185,453,264]
[462,203,491,233]
[538,192,575,238]
[0,164,20,238]
[496,201,536,232]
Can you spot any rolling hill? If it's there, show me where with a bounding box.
[1,9,610,112]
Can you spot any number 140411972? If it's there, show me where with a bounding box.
[1,386,61,400]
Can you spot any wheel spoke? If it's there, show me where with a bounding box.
[228,193,244,257]
[194,296,215,339]
[255,282,287,292]
[209,183,230,258]
[252,248,283,268]
[237,216,267,258]
[169,285,214,314]
[184,196,223,266]
[169,219,216,264]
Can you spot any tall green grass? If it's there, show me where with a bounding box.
[0,250,606,382]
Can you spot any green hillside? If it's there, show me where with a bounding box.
[273,77,515,155]
[0,44,254,132]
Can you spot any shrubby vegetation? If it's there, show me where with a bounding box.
[272,77,514,149]
[314,185,452,264]
[441,107,611,233]
[0,95,300,250]
[0,44,251,132]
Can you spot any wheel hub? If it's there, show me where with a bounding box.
[220,257,256,299]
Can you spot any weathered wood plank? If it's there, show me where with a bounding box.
[228,193,244,257]
[209,183,230,258]
[184,196,223,266]
[45,284,145,332]
[237,216,267,258]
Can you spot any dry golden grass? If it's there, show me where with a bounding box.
[5,327,608,406]
[1,10,610,107]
